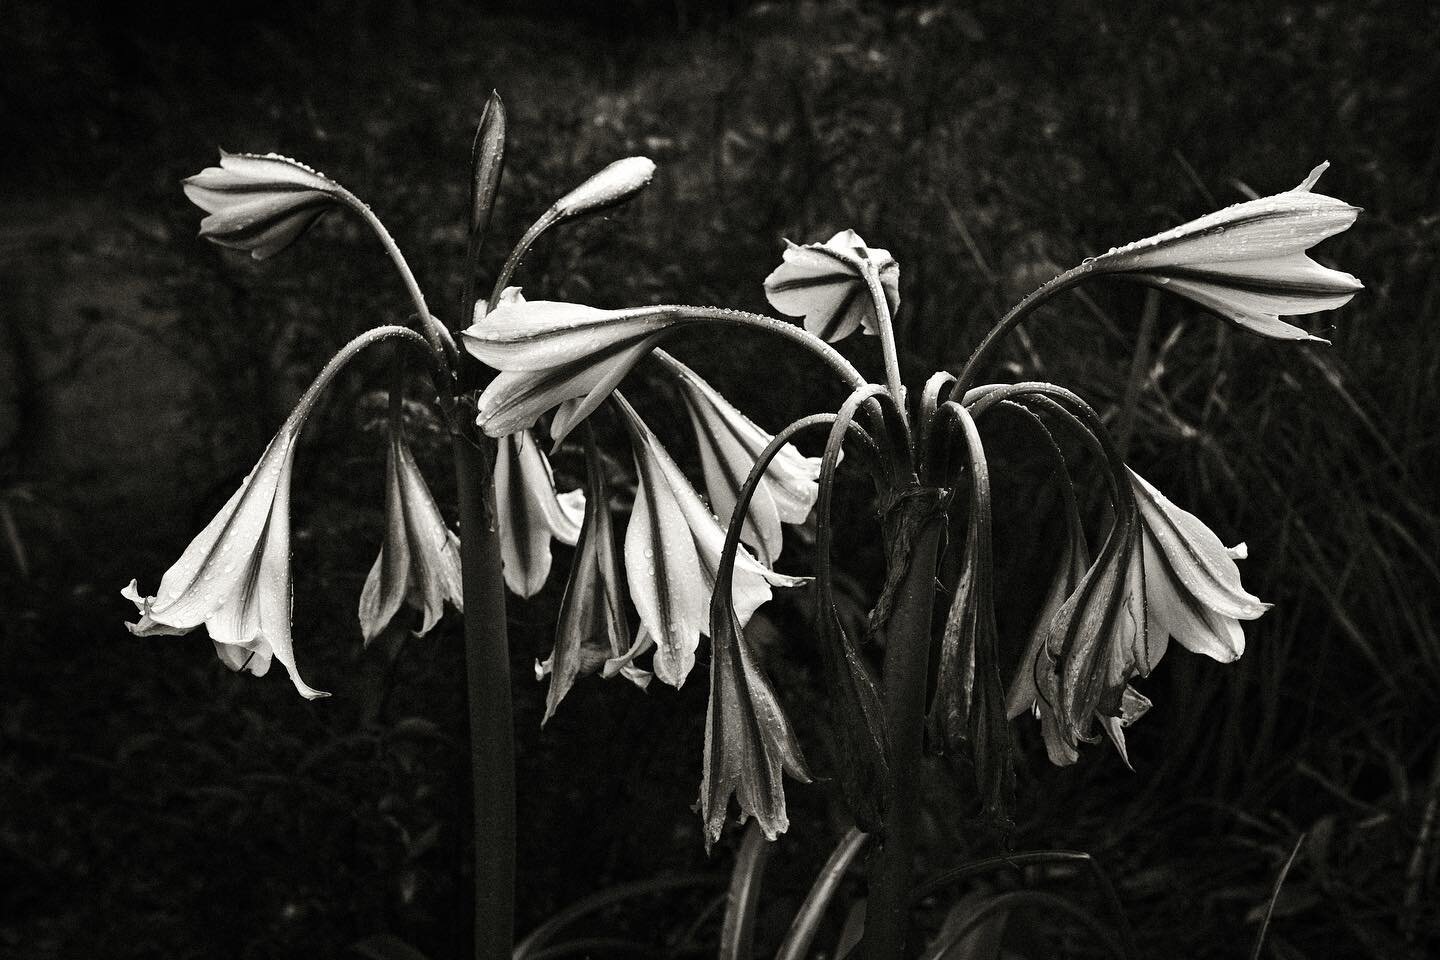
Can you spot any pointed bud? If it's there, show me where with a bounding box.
[553,157,656,221]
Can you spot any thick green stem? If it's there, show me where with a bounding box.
[862,518,945,960]
[453,433,515,960]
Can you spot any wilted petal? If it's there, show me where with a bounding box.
[494,429,585,598]
[1091,163,1361,340]
[1098,684,1153,770]
[1005,534,1087,721]
[699,607,812,850]
[927,404,1012,819]
[358,428,463,643]
[662,353,822,565]
[183,152,343,260]
[1033,525,1149,766]
[537,446,647,723]
[763,230,900,342]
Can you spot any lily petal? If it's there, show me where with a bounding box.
[763,230,900,342]
[1091,163,1361,340]
[358,427,464,643]
[494,429,586,598]
[662,353,822,565]
[699,608,812,849]
[616,395,804,688]
[538,442,647,723]
[123,408,326,699]
[182,152,343,260]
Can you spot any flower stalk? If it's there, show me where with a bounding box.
[861,514,945,960]
[452,430,516,960]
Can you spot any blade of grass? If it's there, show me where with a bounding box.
[1249,833,1307,960]
[930,890,1127,960]
[512,876,718,960]
[718,820,772,960]
[911,849,1136,960]
[775,828,869,960]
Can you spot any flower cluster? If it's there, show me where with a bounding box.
[128,144,1358,856]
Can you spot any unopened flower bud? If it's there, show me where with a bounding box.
[553,157,656,221]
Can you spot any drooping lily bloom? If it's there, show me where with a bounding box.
[124,326,428,699]
[1128,468,1270,664]
[699,605,812,848]
[463,296,682,441]
[1028,520,1149,766]
[763,229,900,342]
[123,376,333,698]
[357,423,464,644]
[183,151,344,260]
[612,395,806,688]
[535,439,649,723]
[658,352,822,565]
[1089,162,1362,341]
[493,429,585,598]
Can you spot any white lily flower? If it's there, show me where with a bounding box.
[182,151,343,260]
[1090,162,1362,341]
[1128,468,1270,664]
[763,229,900,342]
[463,295,681,442]
[123,384,328,698]
[613,395,806,688]
[357,424,464,644]
[535,442,649,724]
[659,352,821,565]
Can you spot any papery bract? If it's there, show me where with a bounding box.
[1090,162,1362,341]
[183,151,343,260]
[763,229,900,342]
[661,352,821,565]
[494,429,585,598]
[357,425,463,643]
[614,395,805,688]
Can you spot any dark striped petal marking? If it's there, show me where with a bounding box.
[763,230,900,343]
[1090,163,1361,341]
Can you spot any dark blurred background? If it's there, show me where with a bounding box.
[3,1,1439,957]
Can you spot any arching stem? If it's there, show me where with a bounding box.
[338,188,459,373]
[954,263,1092,393]
[860,260,909,432]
